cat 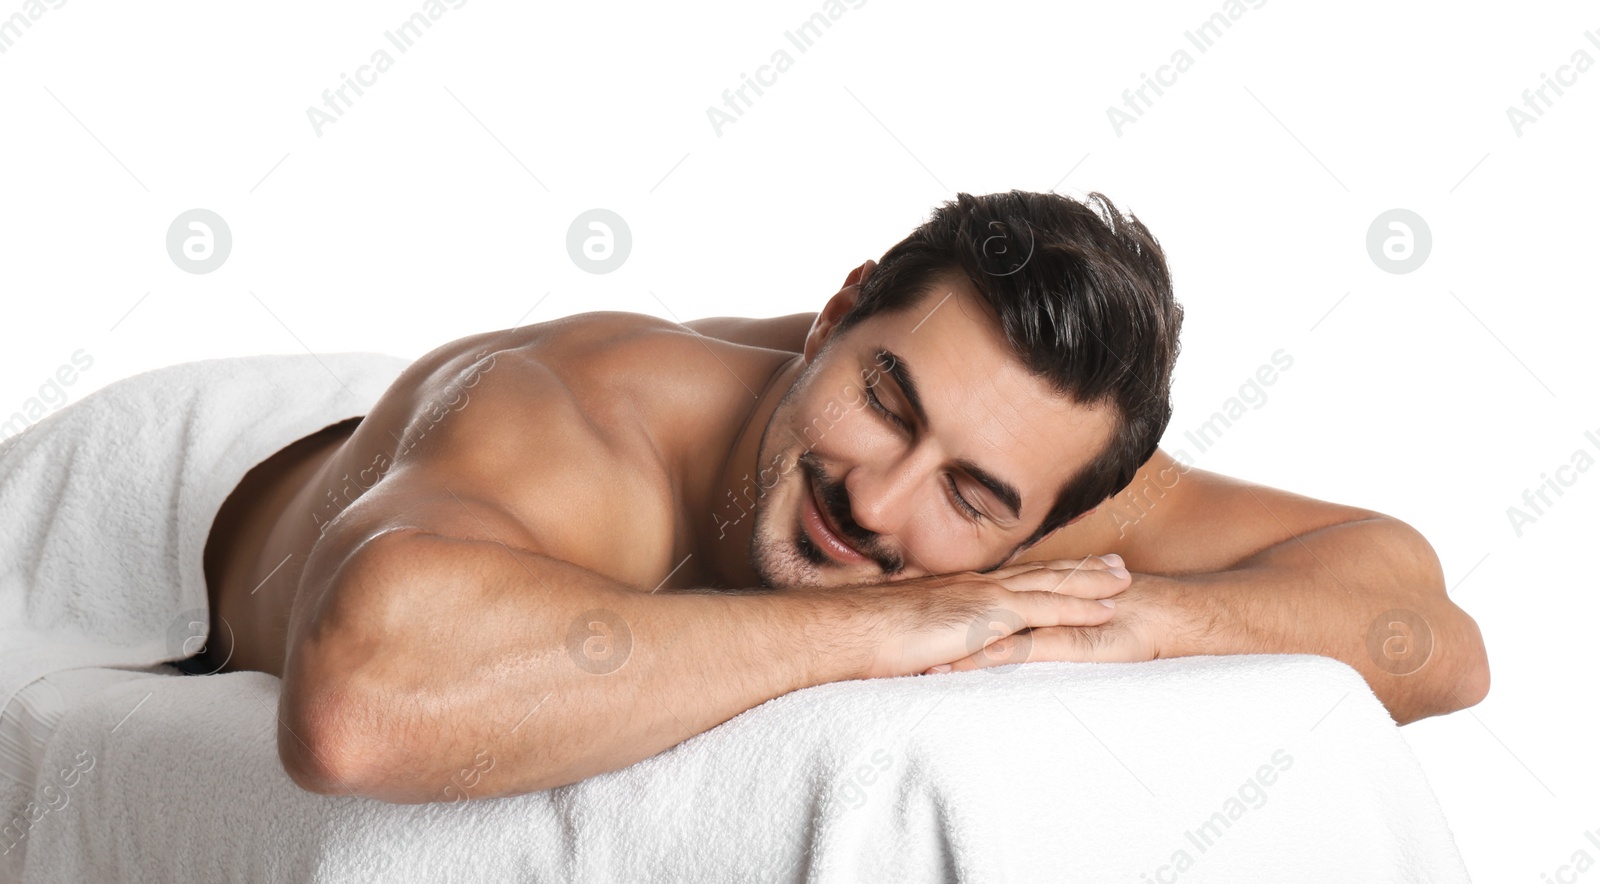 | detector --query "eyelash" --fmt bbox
[864,385,904,429]
[944,473,984,522]
[864,385,984,522]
